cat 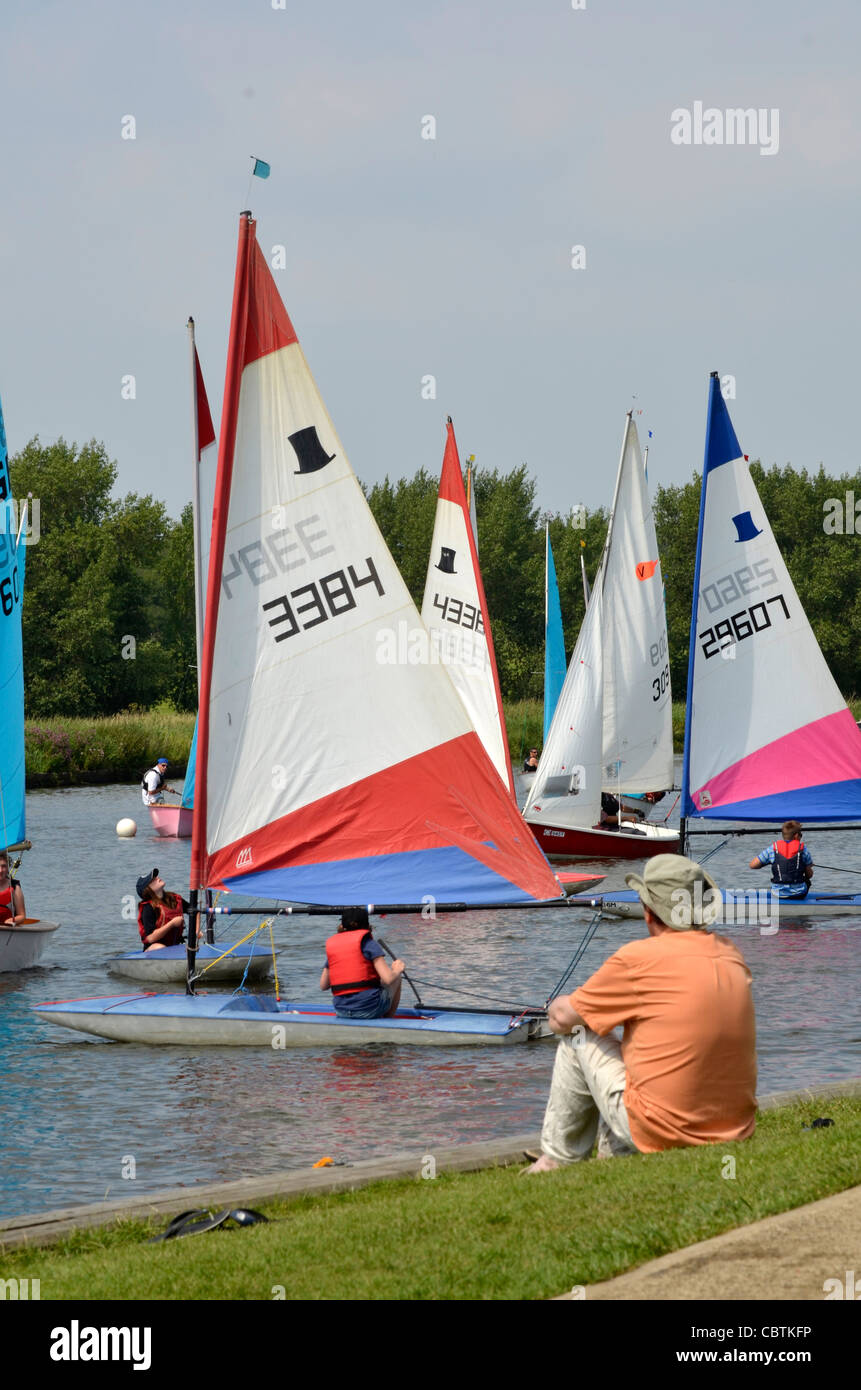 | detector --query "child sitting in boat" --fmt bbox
[0,851,26,925]
[748,821,813,899]
[321,907,406,1019]
[136,868,191,950]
